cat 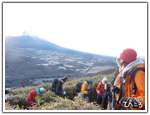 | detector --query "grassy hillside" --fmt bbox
[5,73,115,110]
